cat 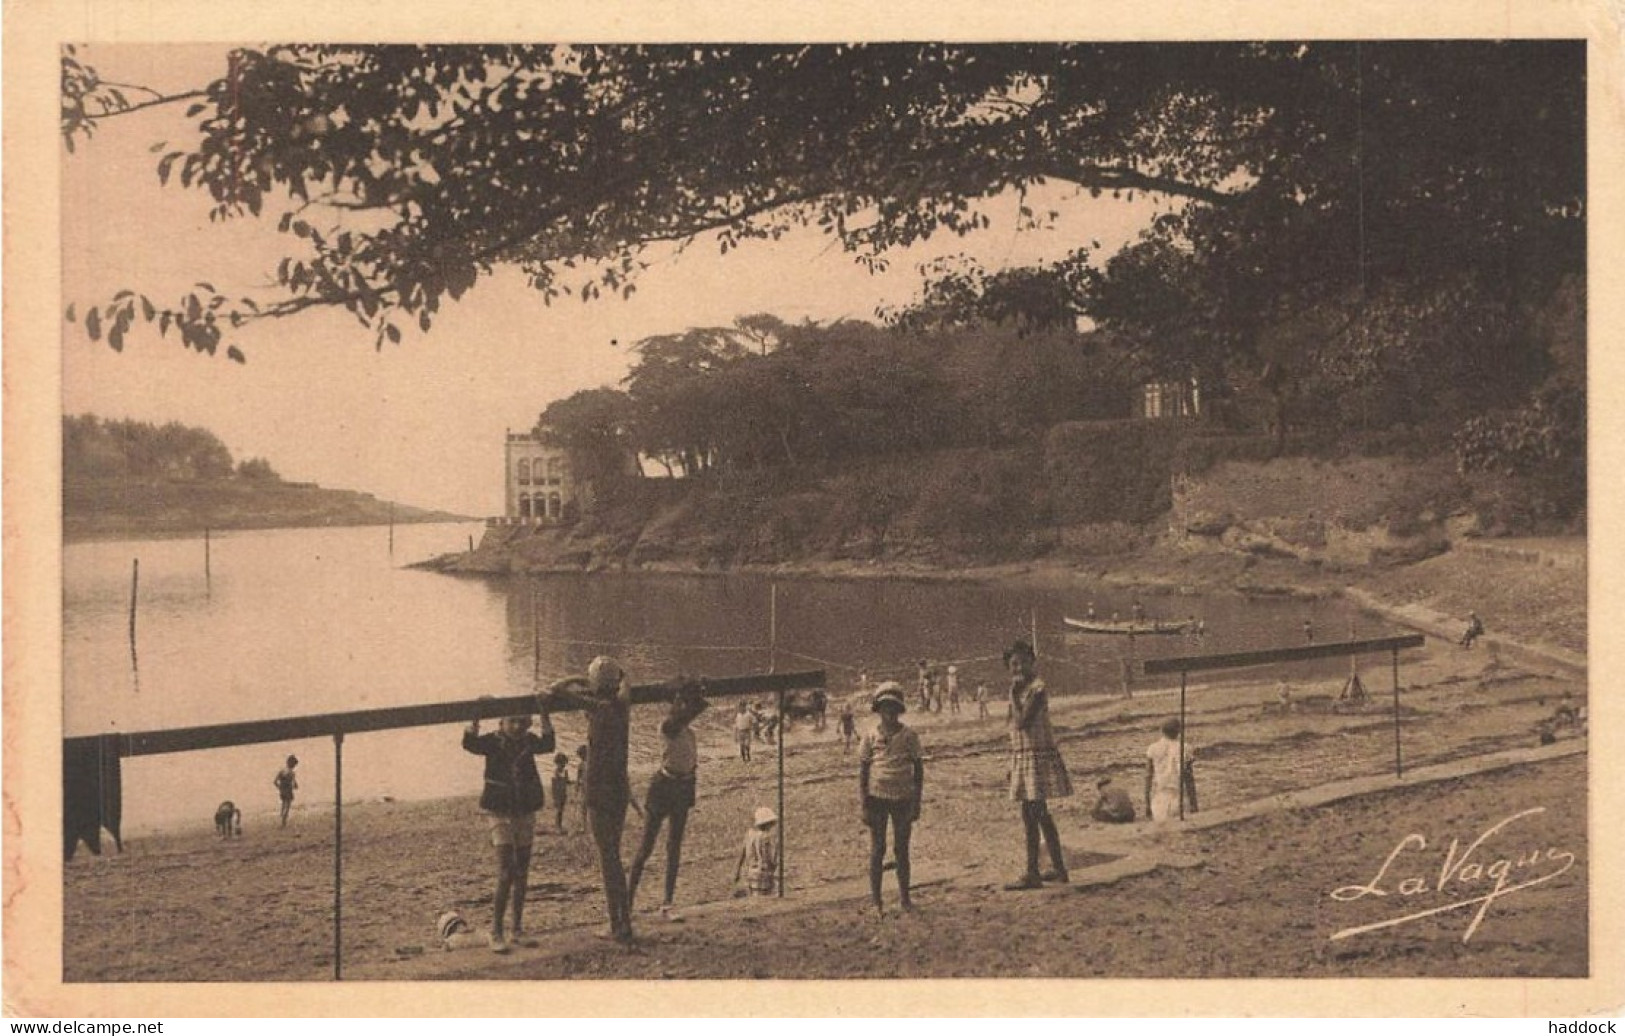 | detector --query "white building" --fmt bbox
[500,431,576,523]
